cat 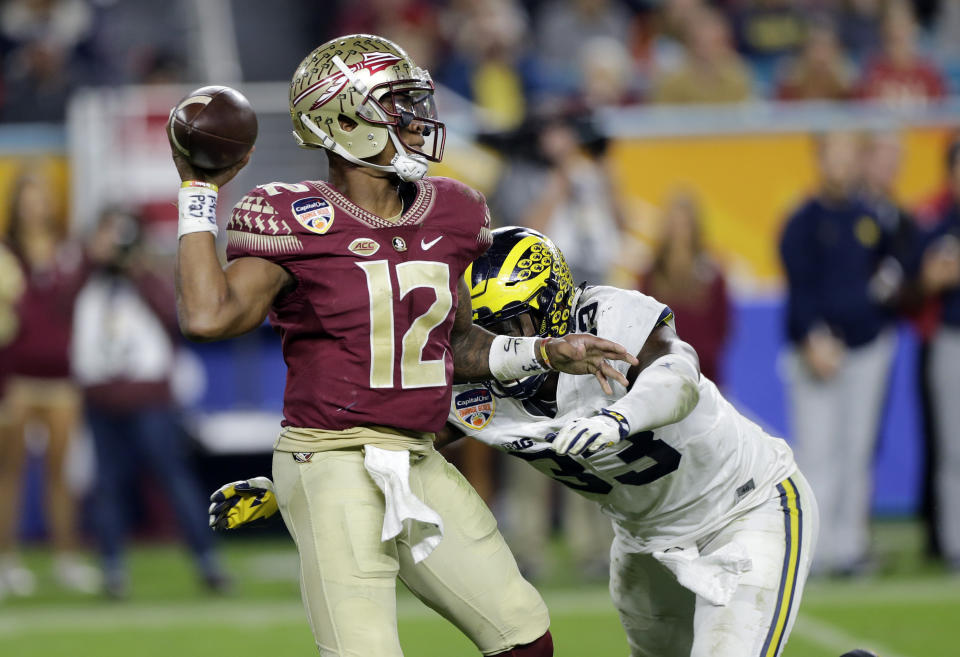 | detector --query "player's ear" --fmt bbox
[338,114,358,132]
